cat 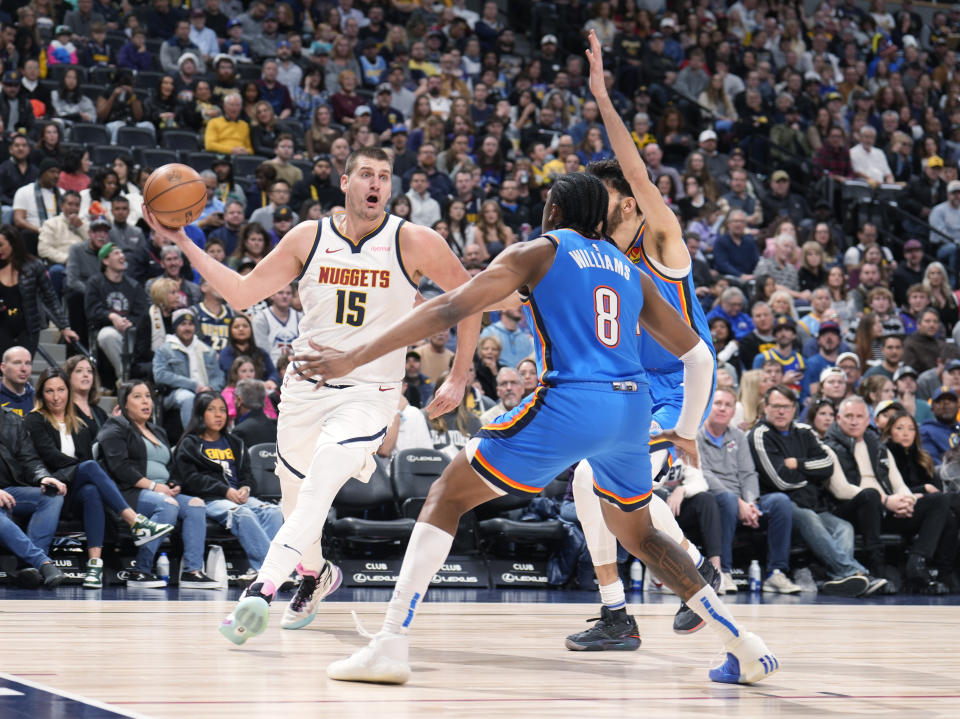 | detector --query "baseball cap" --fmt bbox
[903,34,919,48]
[771,170,790,182]
[406,349,421,360]
[376,83,392,95]
[355,105,371,116]
[391,124,408,135]
[211,154,231,168]
[1,70,20,85]
[874,399,904,416]
[236,257,257,272]
[904,238,924,250]
[650,31,664,39]
[698,129,718,143]
[97,242,117,261]
[818,320,841,336]
[214,53,236,67]
[661,17,676,28]
[541,34,558,46]
[773,315,796,332]
[274,205,293,222]
[946,359,960,372]
[171,309,195,330]
[190,8,204,17]
[926,155,944,168]
[825,91,842,101]
[227,18,242,28]
[263,12,277,21]
[177,52,199,68]
[893,365,917,382]
[38,158,61,174]
[819,366,846,383]
[89,214,111,229]
[55,24,71,35]
[836,351,861,368]
[276,39,291,49]
[932,385,959,402]
[948,180,960,194]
